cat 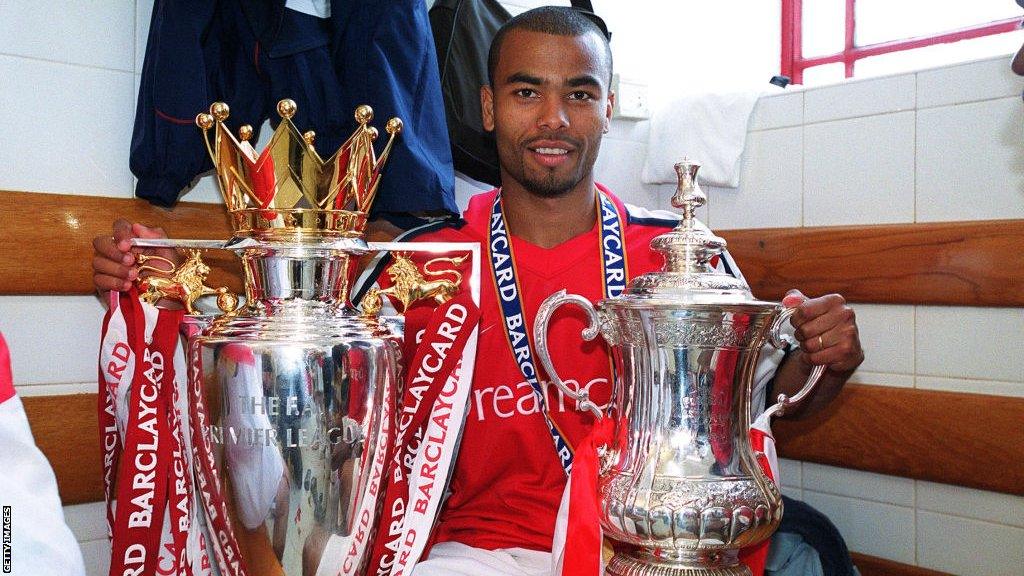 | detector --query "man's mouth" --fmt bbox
[526,140,576,168]
[533,147,569,156]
